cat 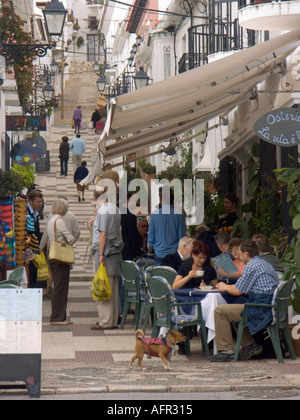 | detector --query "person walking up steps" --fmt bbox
[69,133,86,172]
[73,105,82,134]
[59,136,69,176]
